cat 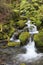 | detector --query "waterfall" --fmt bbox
[16,20,42,62]
[10,33,15,41]
[10,32,20,42]
[25,20,38,34]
